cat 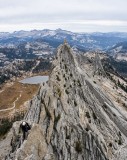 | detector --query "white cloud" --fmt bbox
[0,0,127,32]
